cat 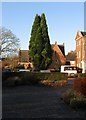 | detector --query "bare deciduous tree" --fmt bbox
[0,27,20,57]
